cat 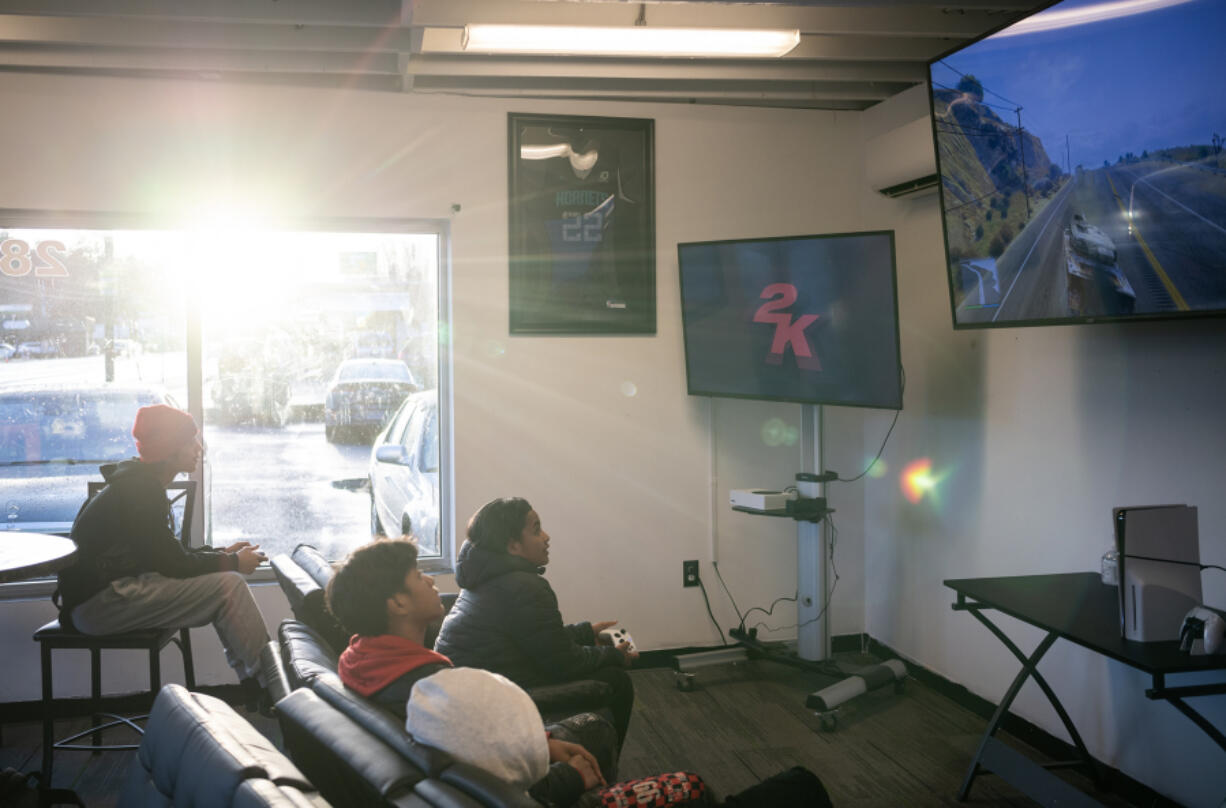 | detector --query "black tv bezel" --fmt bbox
[676,229,904,411]
[926,0,1226,331]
